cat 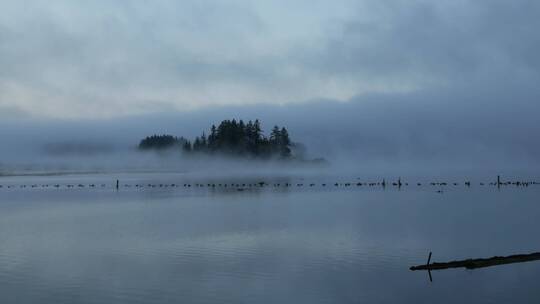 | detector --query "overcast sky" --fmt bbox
[1,0,538,119]
[1,0,539,175]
